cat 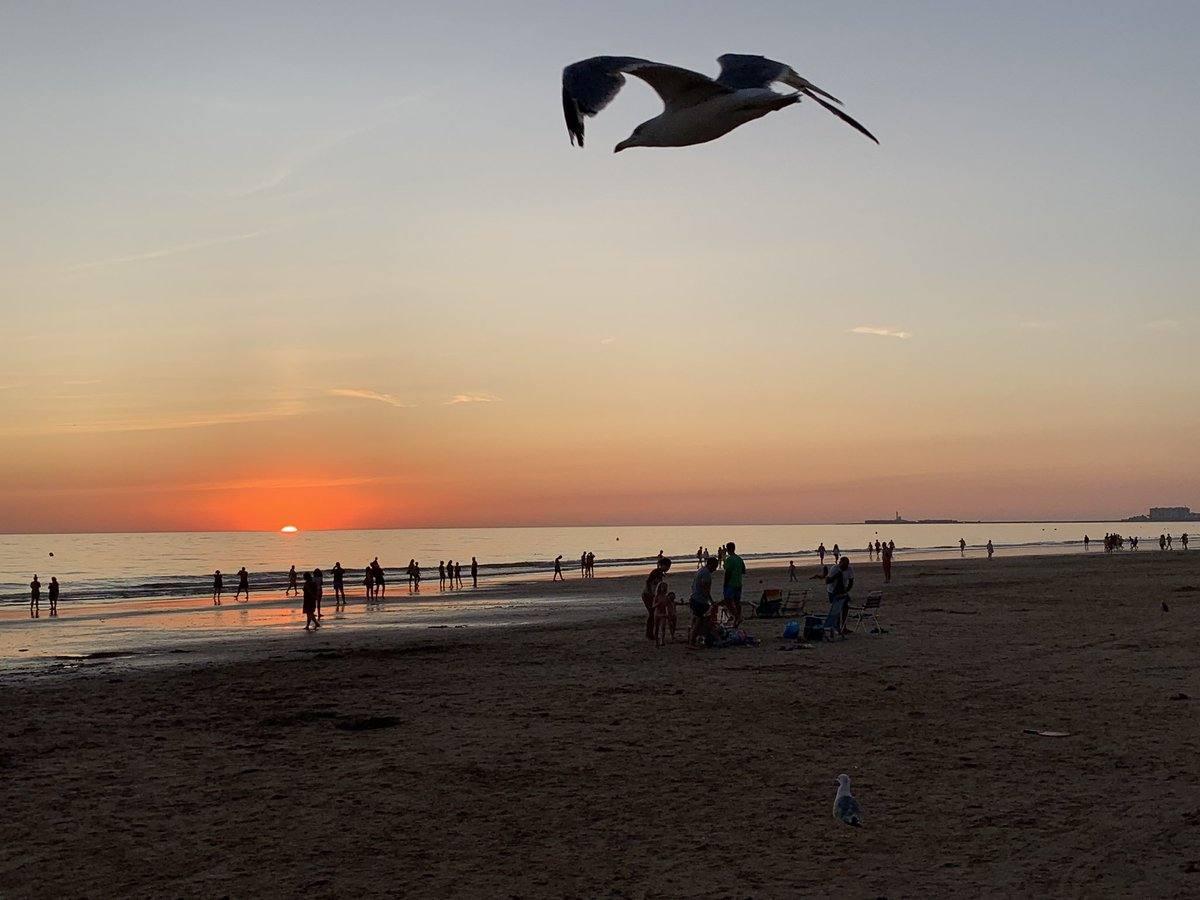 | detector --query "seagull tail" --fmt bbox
[801,89,880,145]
